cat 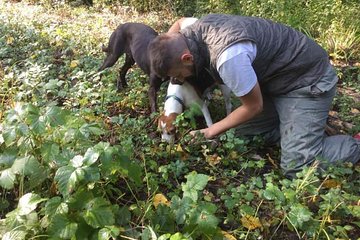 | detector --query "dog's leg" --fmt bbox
[148,74,163,113]
[117,54,135,92]
[220,84,232,115]
[201,103,213,127]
